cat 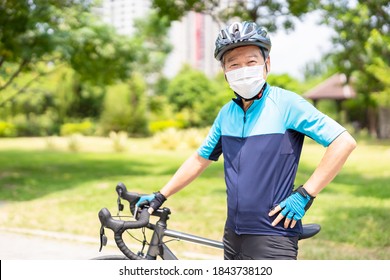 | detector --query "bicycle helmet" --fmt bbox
[214,21,271,62]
